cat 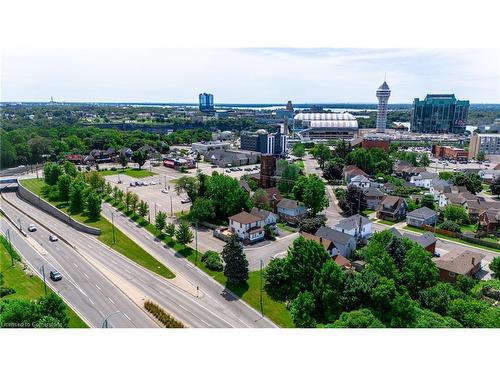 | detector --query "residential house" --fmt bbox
[390,228,437,254]
[301,232,334,254]
[479,169,500,184]
[315,226,357,257]
[376,195,408,221]
[348,175,372,189]
[381,182,395,194]
[343,165,369,183]
[250,207,277,227]
[239,180,252,195]
[429,179,451,201]
[363,187,386,210]
[228,211,265,243]
[478,207,500,233]
[410,172,439,189]
[438,191,477,208]
[434,250,485,283]
[332,254,352,270]
[64,154,85,164]
[263,187,283,212]
[394,161,426,181]
[406,207,438,228]
[334,214,372,241]
[465,200,500,220]
[276,198,308,225]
